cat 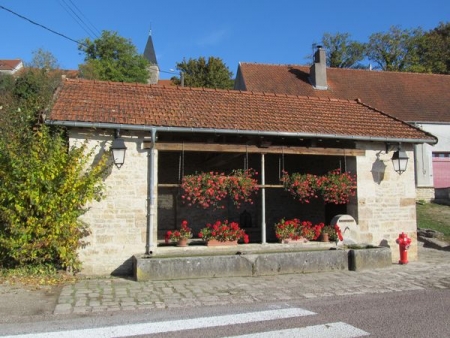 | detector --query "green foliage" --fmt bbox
[0,63,110,272]
[78,30,150,83]
[321,32,366,68]
[365,26,424,71]
[171,56,234,89]
[0,124,110,271]
[416,22,450,74]
[0,73,15,96]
